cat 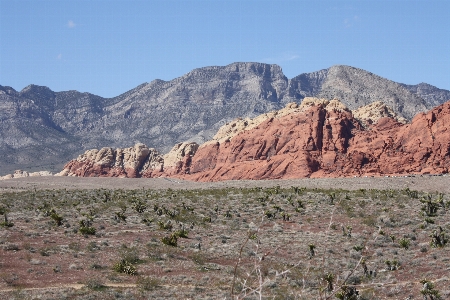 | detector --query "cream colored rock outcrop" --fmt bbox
[353,101,407,124]
[163,142,199,168]
[202,97,350,147]
[56,143,164,176]
[0,170,53,180]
